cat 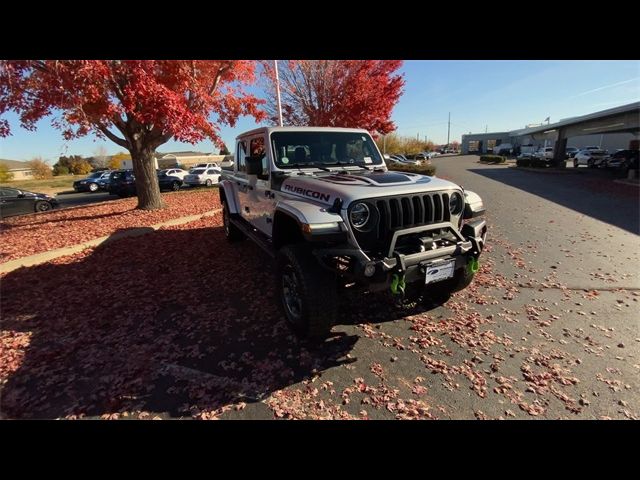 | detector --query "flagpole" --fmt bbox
[274,60,283,127]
